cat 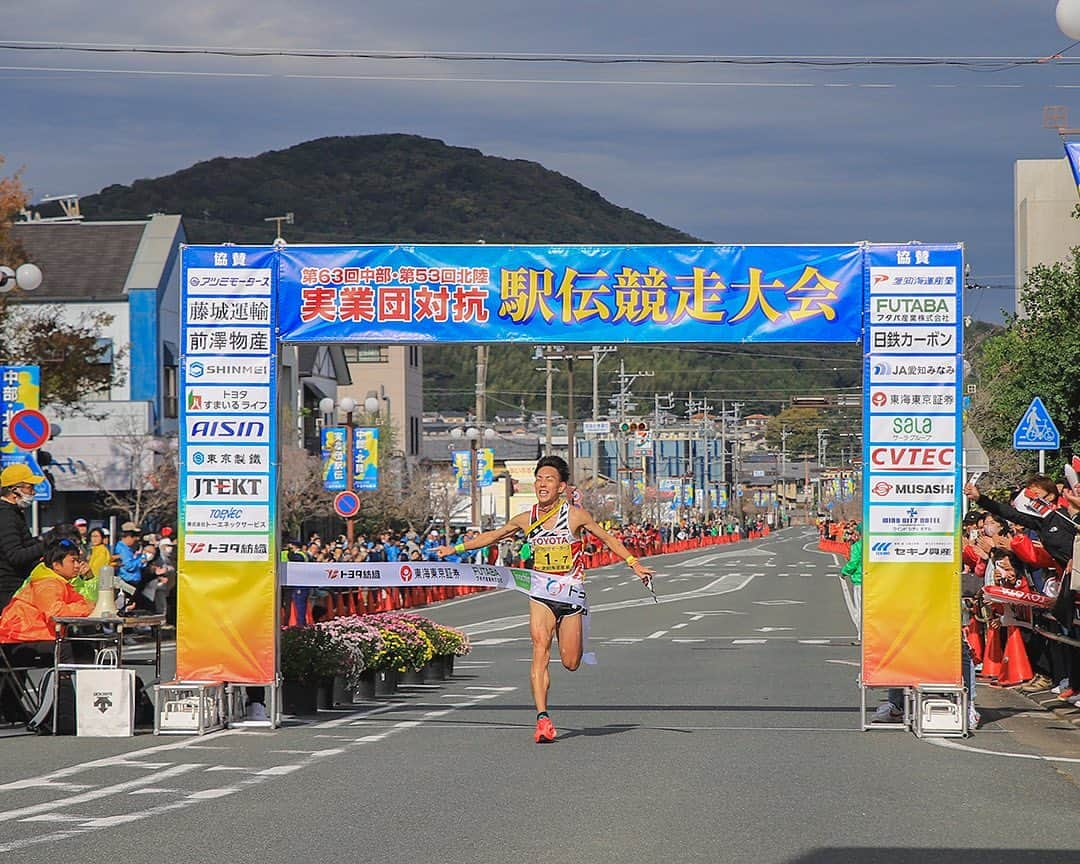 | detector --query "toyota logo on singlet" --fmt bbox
[400,565,413,582]
[546,578,563,596]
